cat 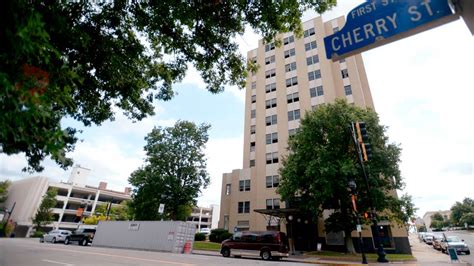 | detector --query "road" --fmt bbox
[444,230,473,265]
[0,238,308,266]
